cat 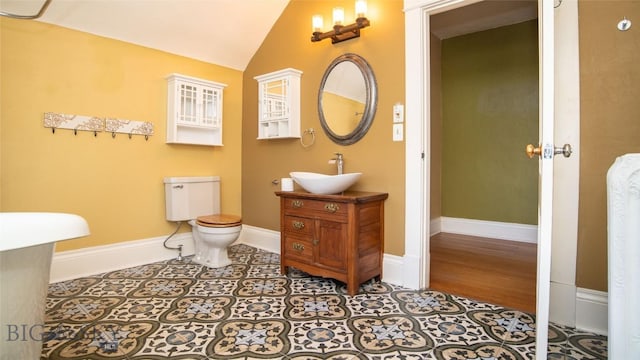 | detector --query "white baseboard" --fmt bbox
[236,224,281,254]
[430,218,441,236]
[576,287,608,335]
[381,253,405,287]
[437,216,538,243]
[50,232,195,283]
